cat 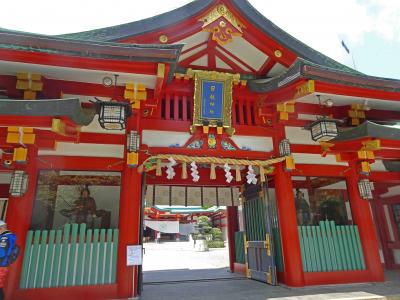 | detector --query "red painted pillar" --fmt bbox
[226,206,238,272]
[5,146,38,299]
[117,116,143,298]
[346,163,384,282]
[372,189,394,269]
[274,163,305,286]
[117,163,142,298]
